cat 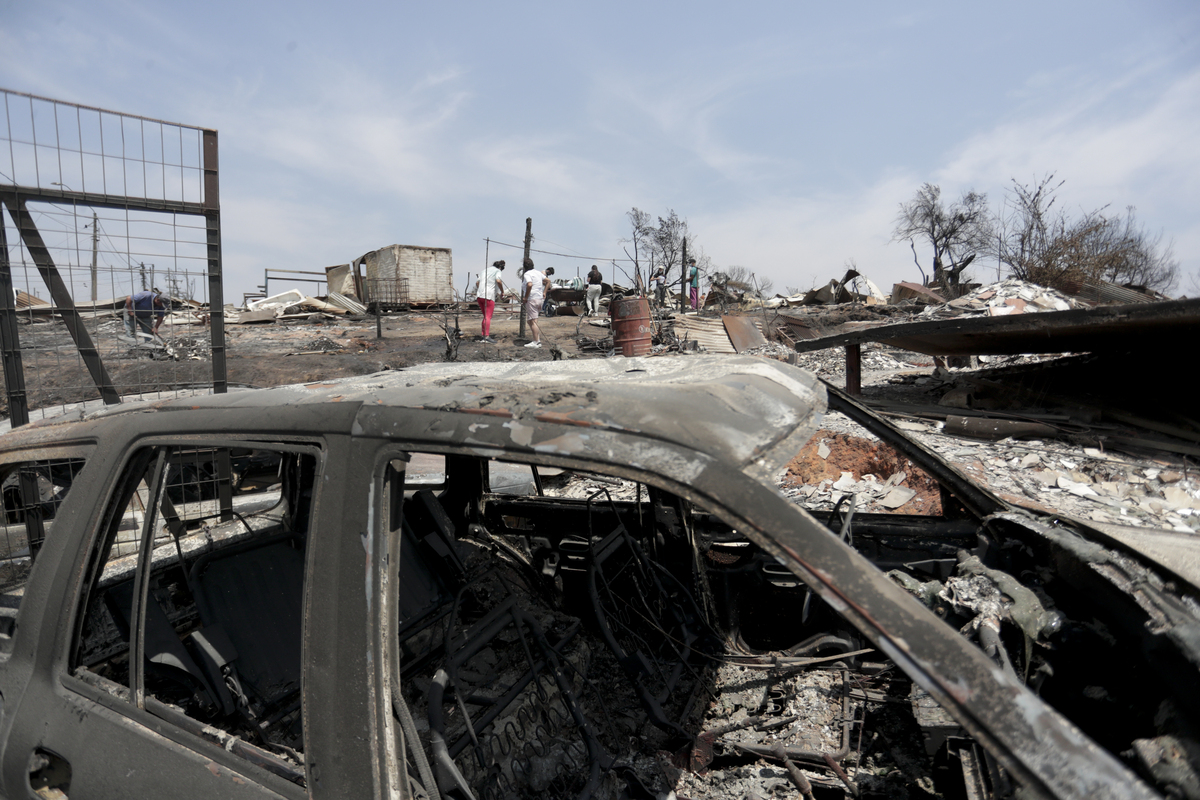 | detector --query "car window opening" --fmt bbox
[385,452,1010,799]
[372,428,1194,800]
[0,455,89,628]
[72,445,315,788]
